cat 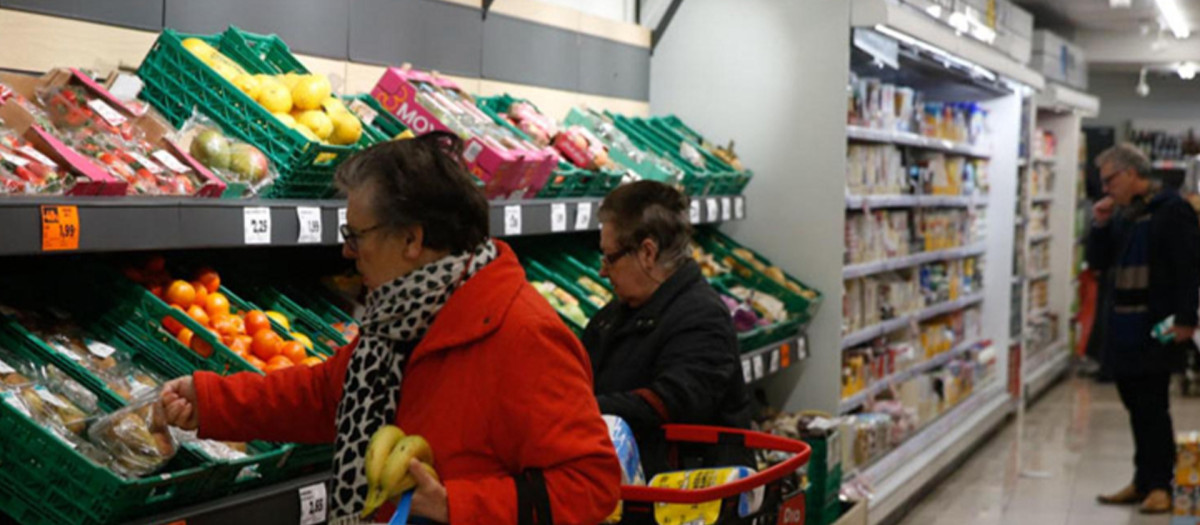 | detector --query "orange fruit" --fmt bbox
[210,314,241,337]
[300,356,323,367]
[204,292,231,318]
[195,268,221,293]
[243,310,271,335]
[162,305,187,335]
[251,329,282,361]
[279,341,307,364]
[245,355,267,370]
[166,281,196,309]
[265,355,294,373]
[191,335,214,358]
[177,327,194,349]
[187,305,210,328]
[228,335,252,355]
[191,281,208,303]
